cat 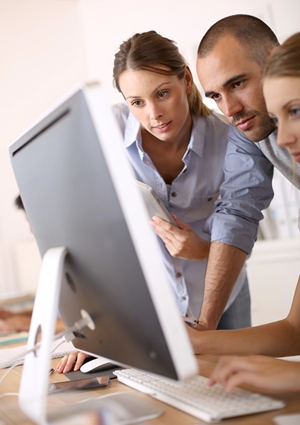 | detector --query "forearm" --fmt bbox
[197,242,247,329]
[190,317,300,357]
